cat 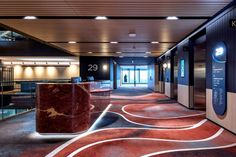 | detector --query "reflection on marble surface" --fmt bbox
[90,89,111,112]
[79,82,111,112]
[36,84,90,134]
